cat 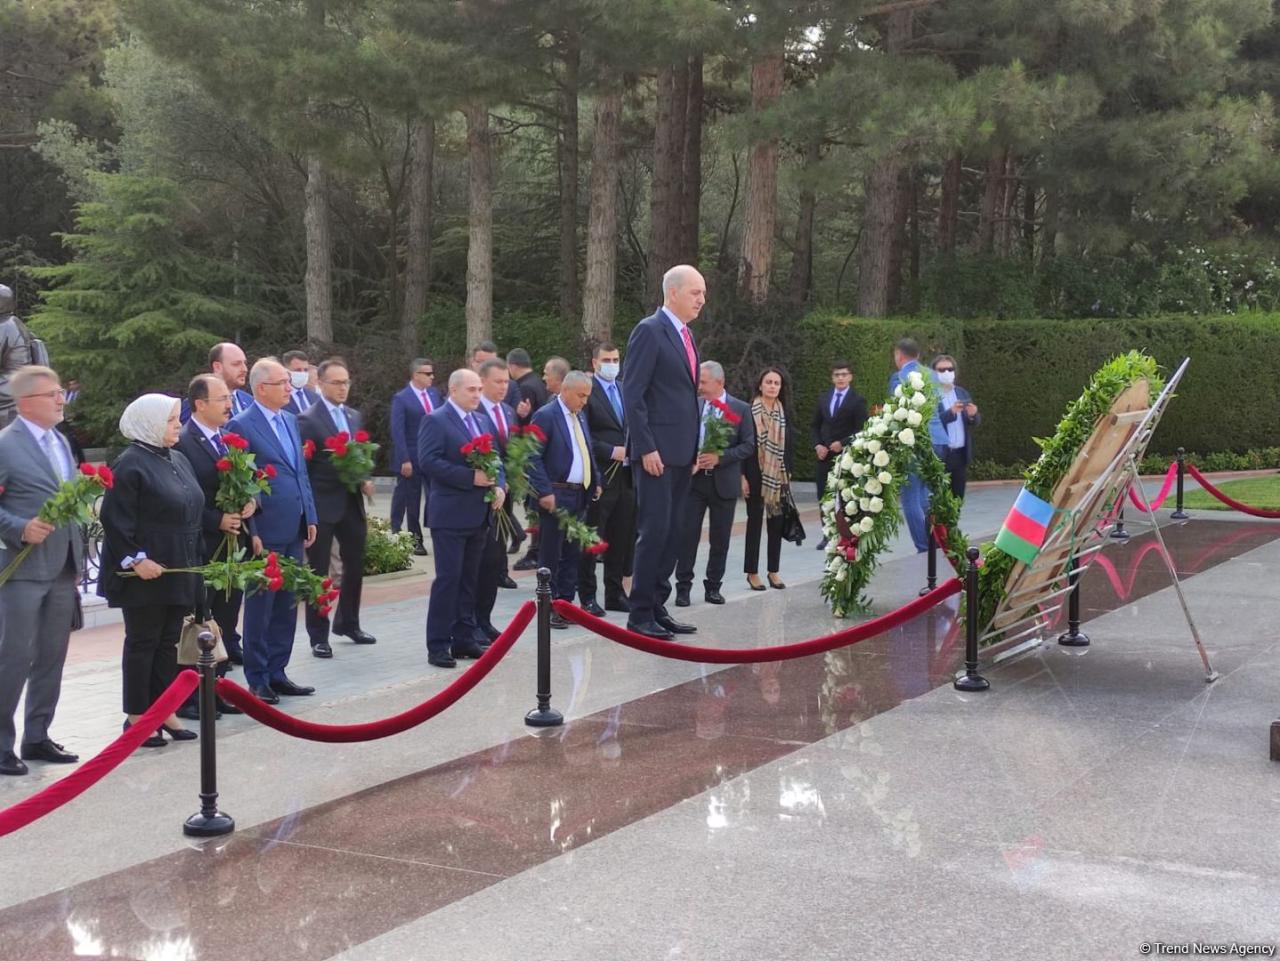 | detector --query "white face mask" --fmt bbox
[597,362,620,382]
[289,370,309,390]
[936,370,956,386]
